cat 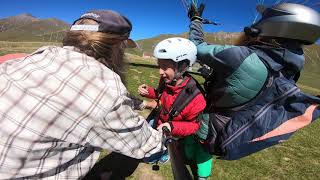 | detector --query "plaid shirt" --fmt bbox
[0,46,164,179]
